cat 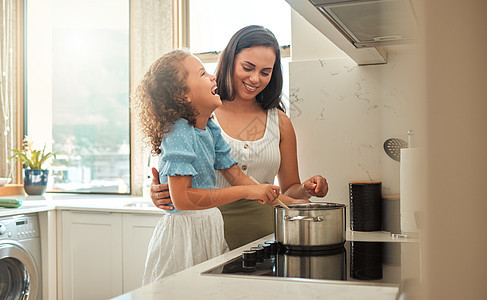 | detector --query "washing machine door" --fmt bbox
[0,242,38,300]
